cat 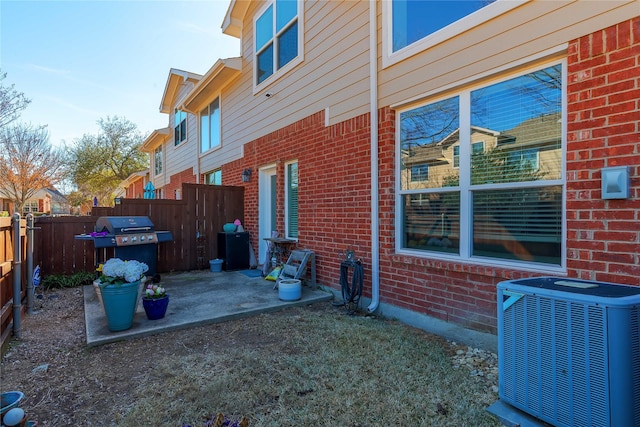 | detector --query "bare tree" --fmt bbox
[0,70,30,129]
[0,123,66,213]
